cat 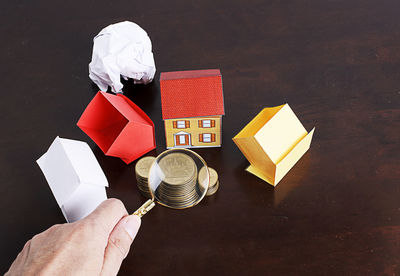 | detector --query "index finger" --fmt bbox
[84,198,129,236]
